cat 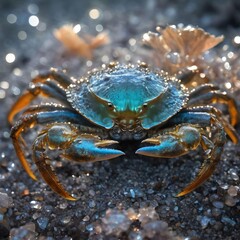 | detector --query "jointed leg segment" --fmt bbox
[32,124,124,200]
[8,68,73,124]
[188,88,239,126]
